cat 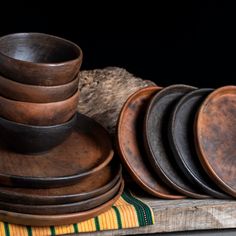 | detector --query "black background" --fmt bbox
[0,1,235,88]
